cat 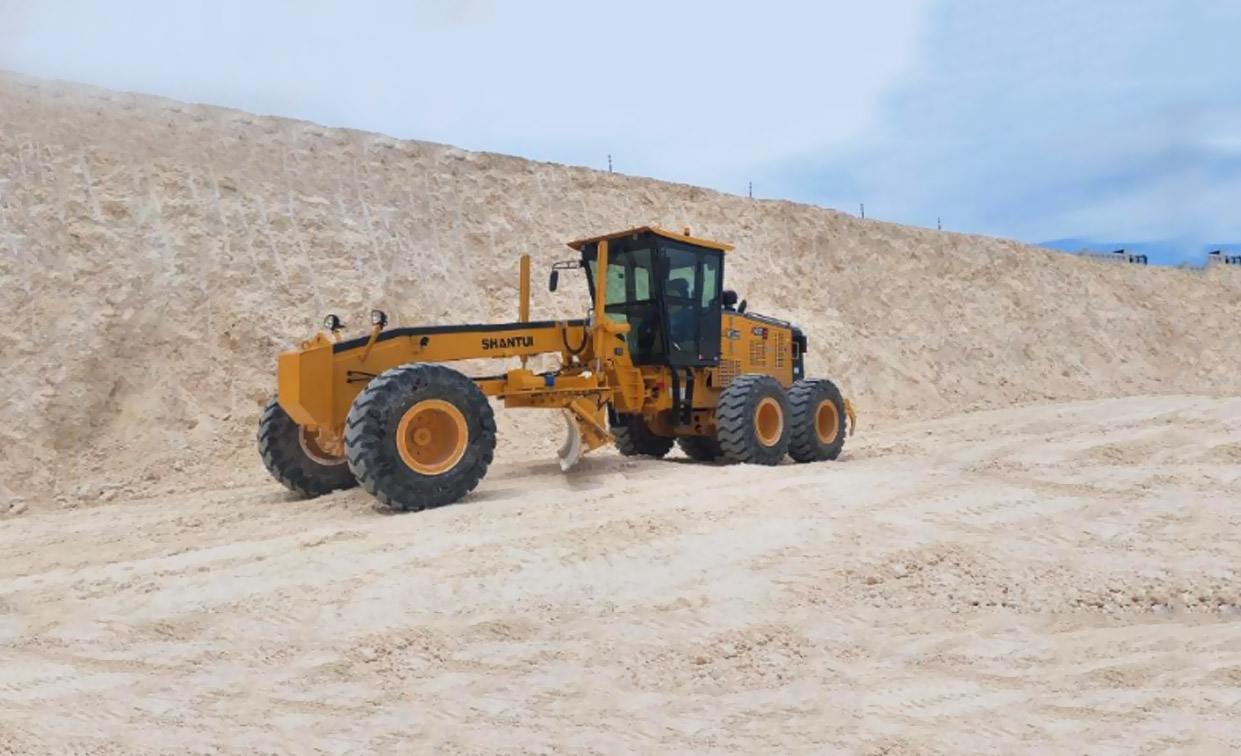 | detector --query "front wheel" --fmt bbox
[345,364,496,511]
[257,395,357,498]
